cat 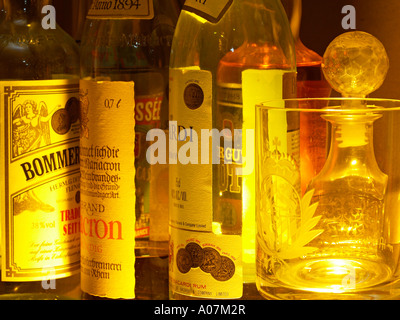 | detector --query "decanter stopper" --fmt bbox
[320,31,389,147]
[321,31,389,98]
